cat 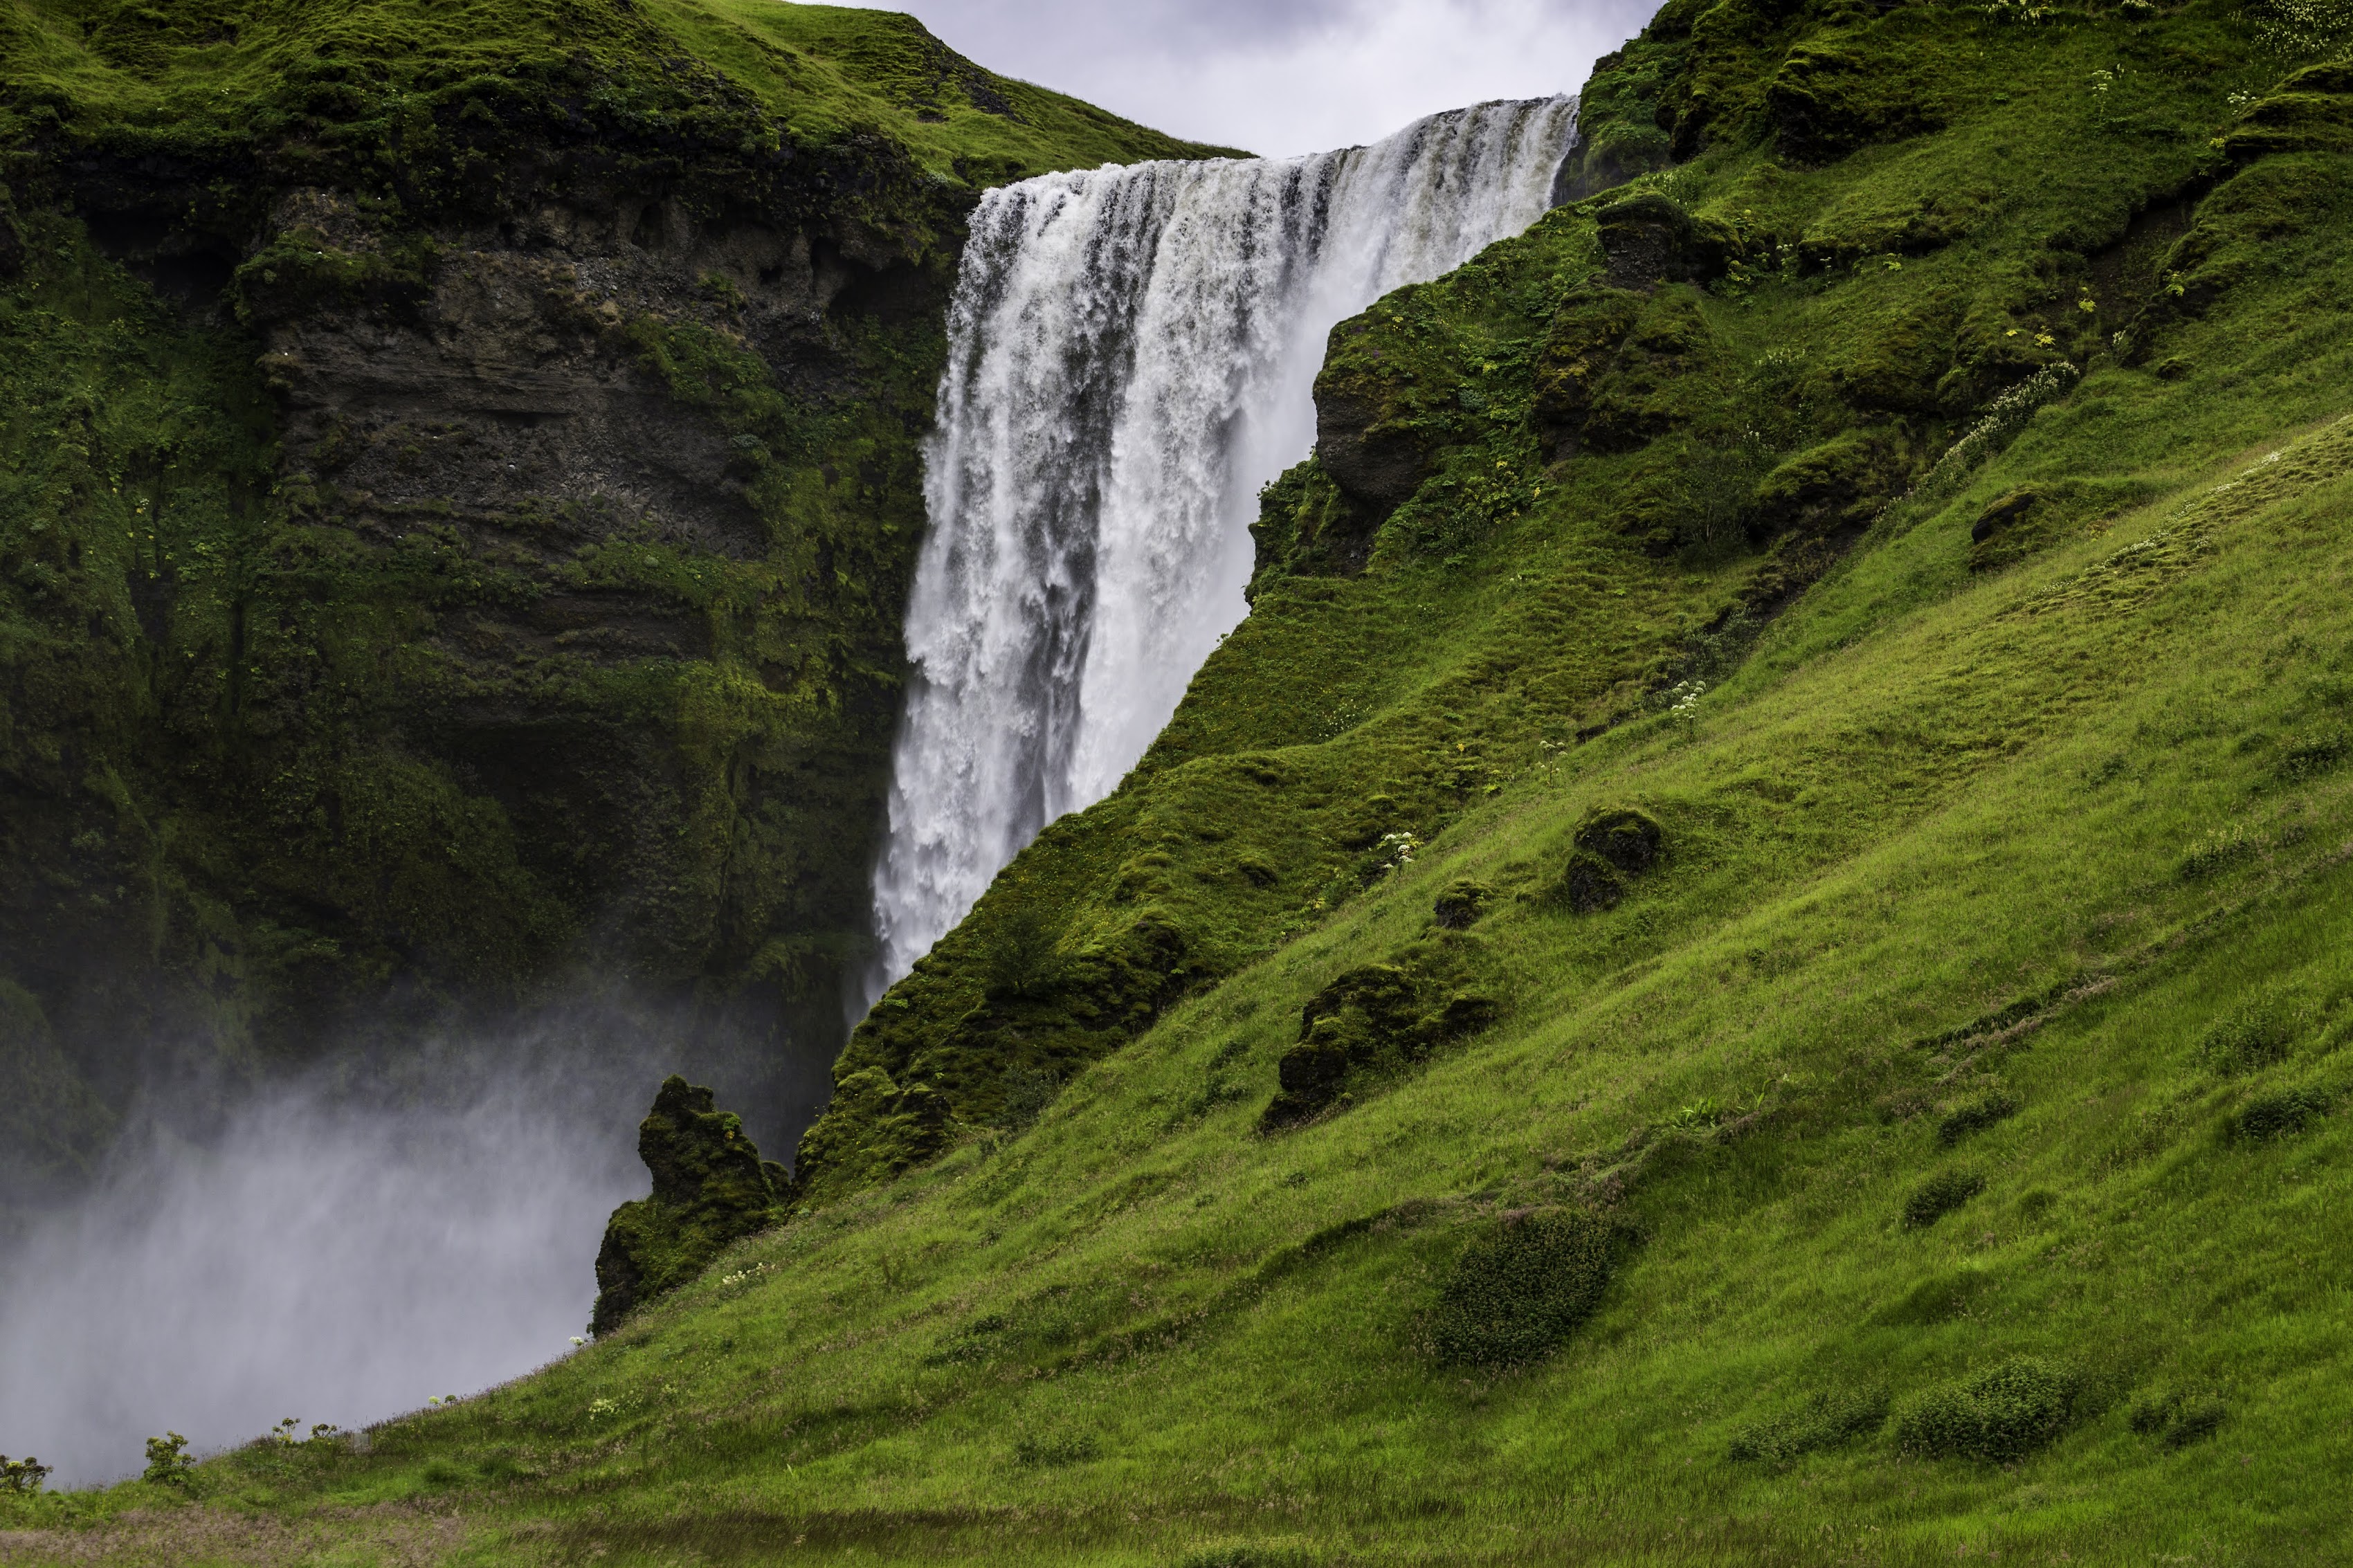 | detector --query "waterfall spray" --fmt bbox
[865,95,1578,1003]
